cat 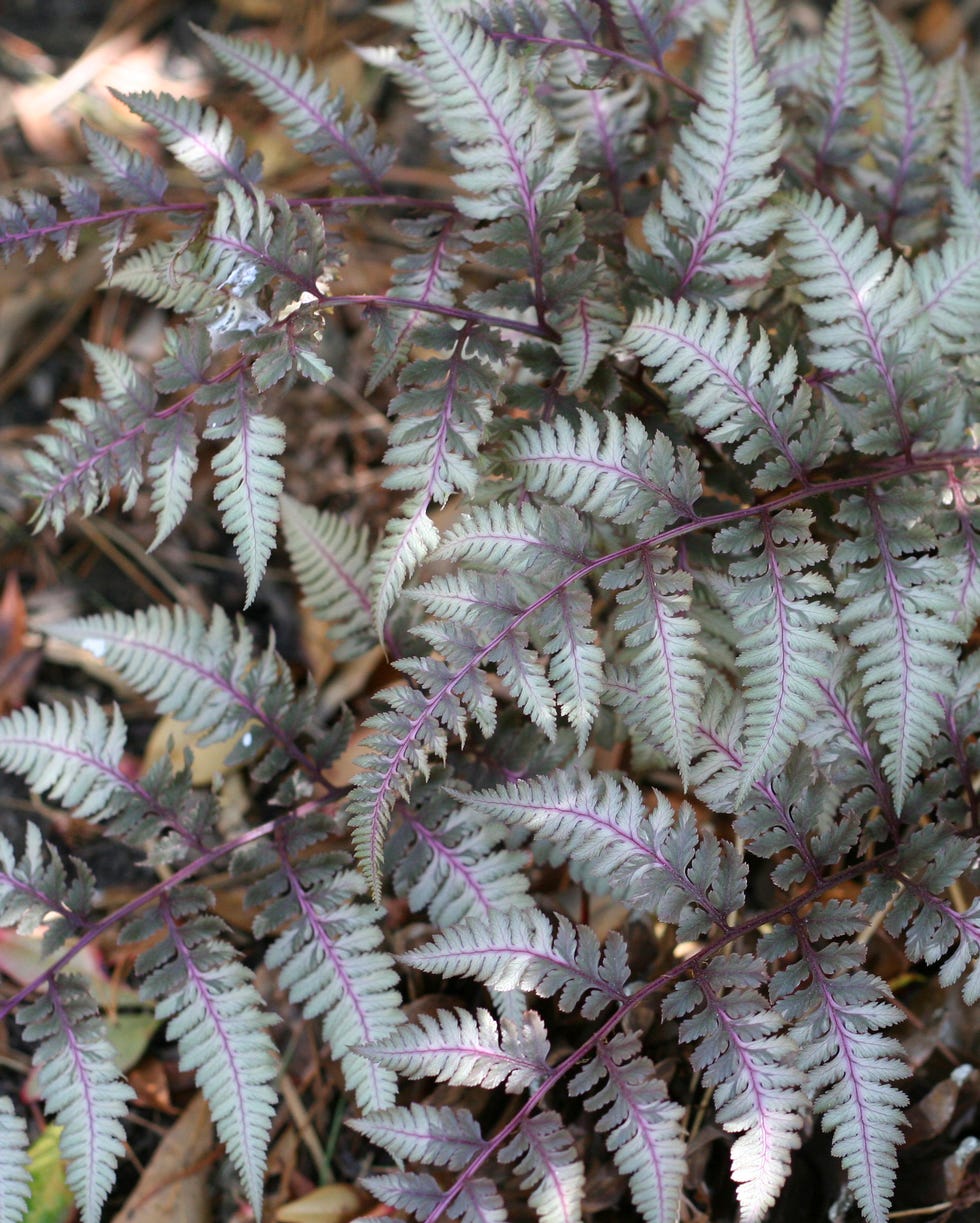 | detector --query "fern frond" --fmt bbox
[949,63,980,190]
[767,916,909,1223]
[241,822,403,1112]
[601,548,703,781]
[0,1100,30,1223]
[24,342,159,532]
[280,494,374,661]
[203,372,285,606]
[458,768,740,934]
[50,606,300,764]
[499,1111,584,1223]
[194,27,393,190]
[82,123,169,205]
[371,495,442,639]
[732,751,861,889]
[361,1169,504,1223]
[411,1,576,225]
[810,0,877,173]
[116,91,261,190]
[401,910,631,1019]
[865,10,946,243]
[350,1103,487,1170]
[383,327,496,503]
[453,768,655,904]
[863,826,980,1004]
[124,889,277,1217]
[137,406,193,550]
[782,191,930,453]
[0,699,199,851]
[0,188,59,263]
[532,584,603,752]
[368,214,468,388]
[912,235,980,357]
[835,488,964,810]
[713,510,836,797]
[0,822,93,945]
[642,2,783,301]
[569,1032,687,1223]
[505,411,702,532]
[624,297,835,489]
[389,791,532,926]
[664,955,806,1223]
[547,49,649,208]
[19,976,134,1223]
[362,1006,550,1093]
[609,0,726,54]
[346,678,467,896]
[551,258,625,390]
